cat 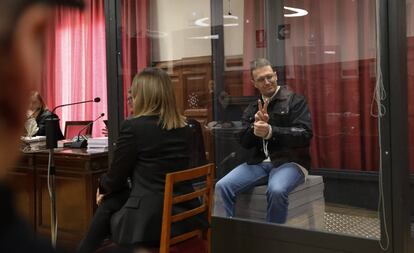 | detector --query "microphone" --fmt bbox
[52,97,101,113]
[46,97,101,149]
[70,113,105,149]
